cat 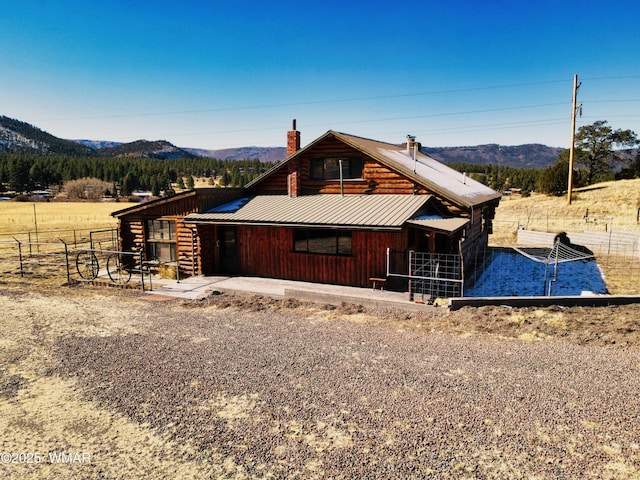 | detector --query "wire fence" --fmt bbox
[0,227,118,250]
[1,227,637,298]
[387,237,639,299]
[491,209,640,246]
[387,249,463,302]
[0,228,153,290]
